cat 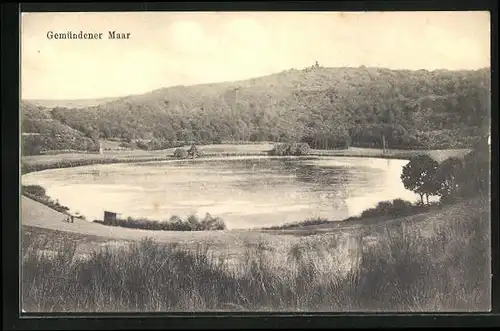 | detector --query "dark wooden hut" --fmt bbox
[104,211,118,225]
